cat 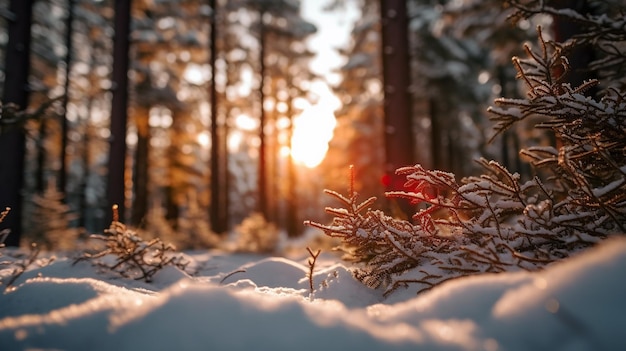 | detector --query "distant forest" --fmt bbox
[0,0,615,248]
